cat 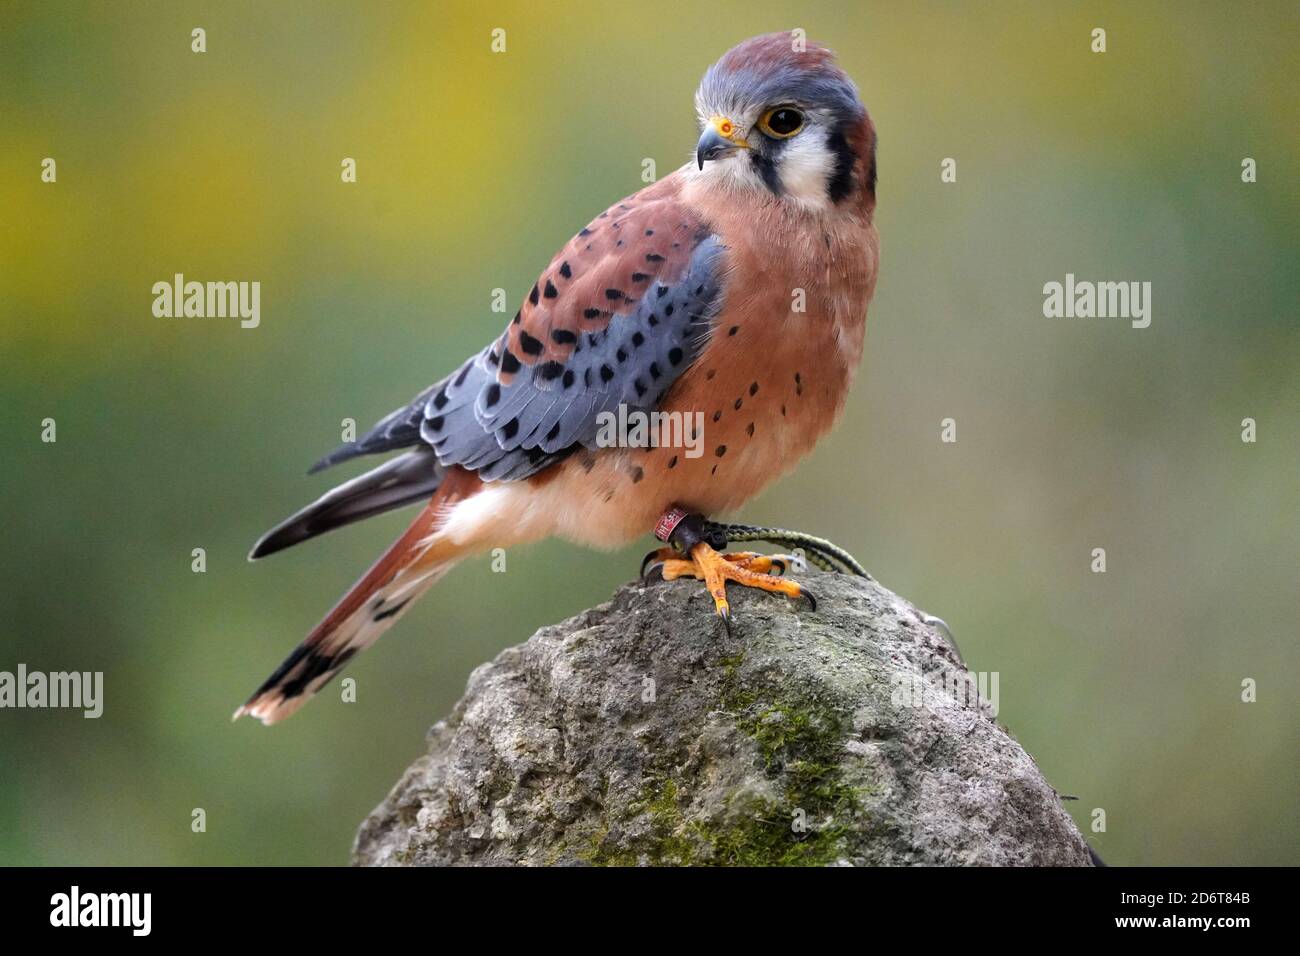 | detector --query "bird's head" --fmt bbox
[692,33,876,215]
